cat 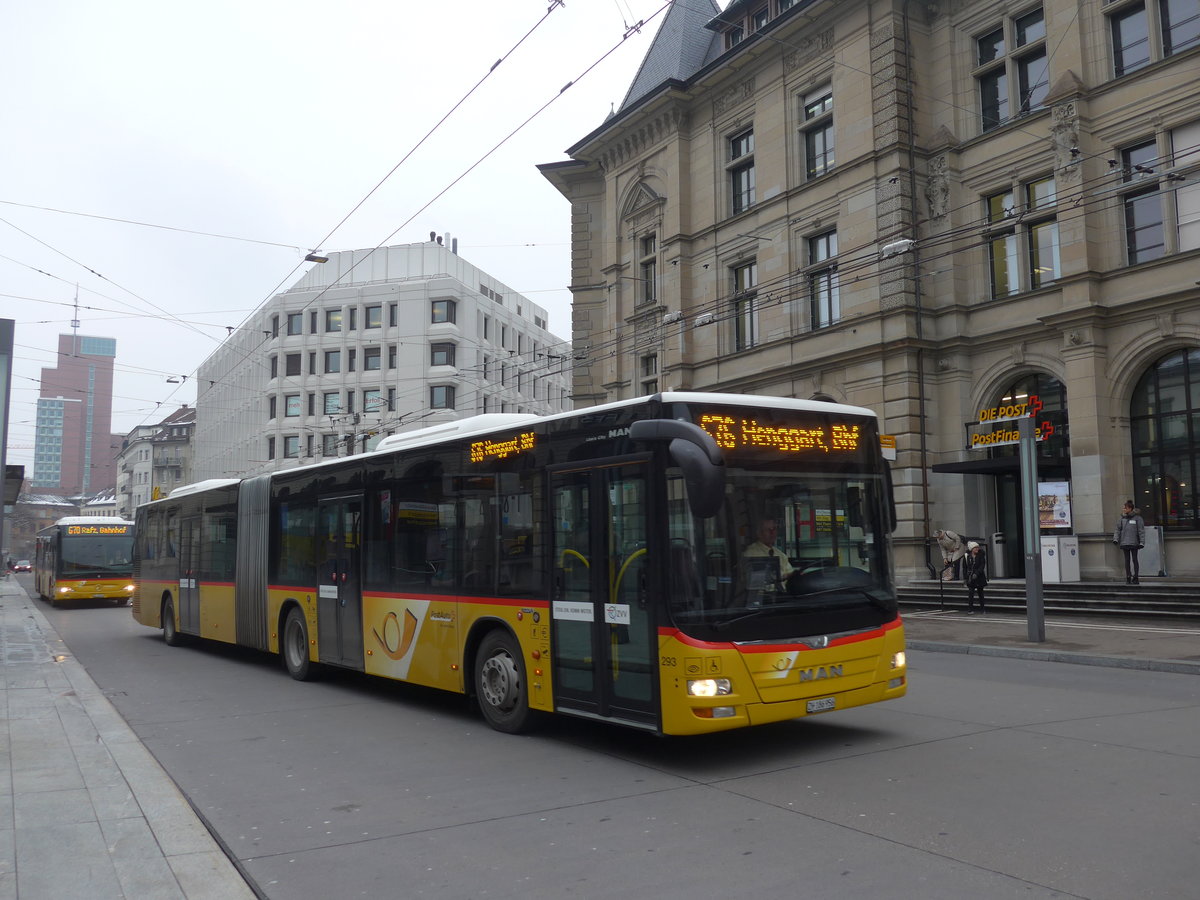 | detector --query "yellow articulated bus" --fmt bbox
[35,516,136,607]
[133,393,906,735]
